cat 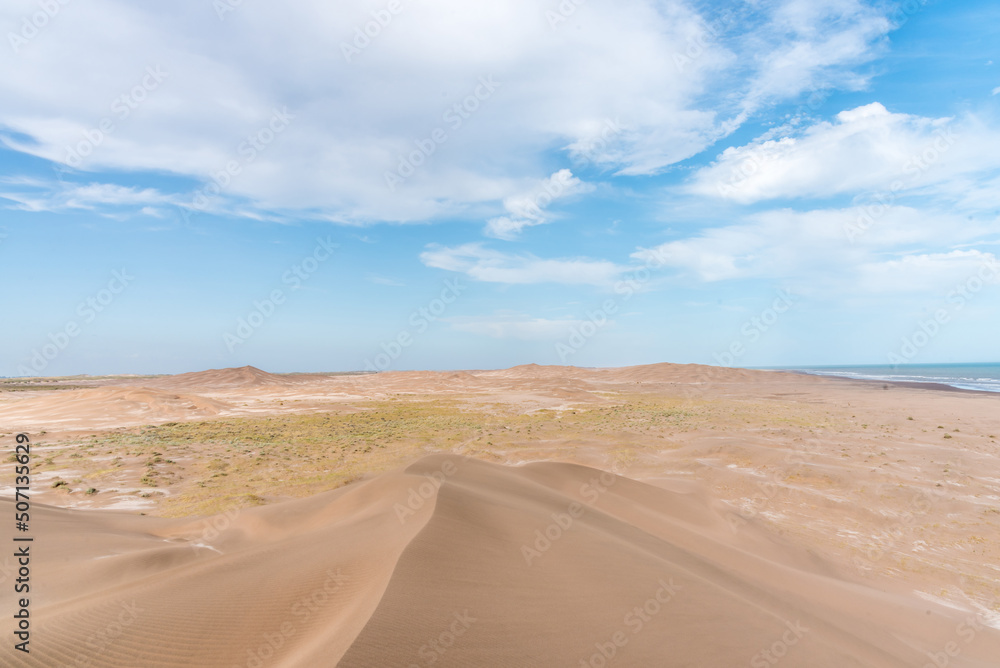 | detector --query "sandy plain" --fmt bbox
[0,363,998,666]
